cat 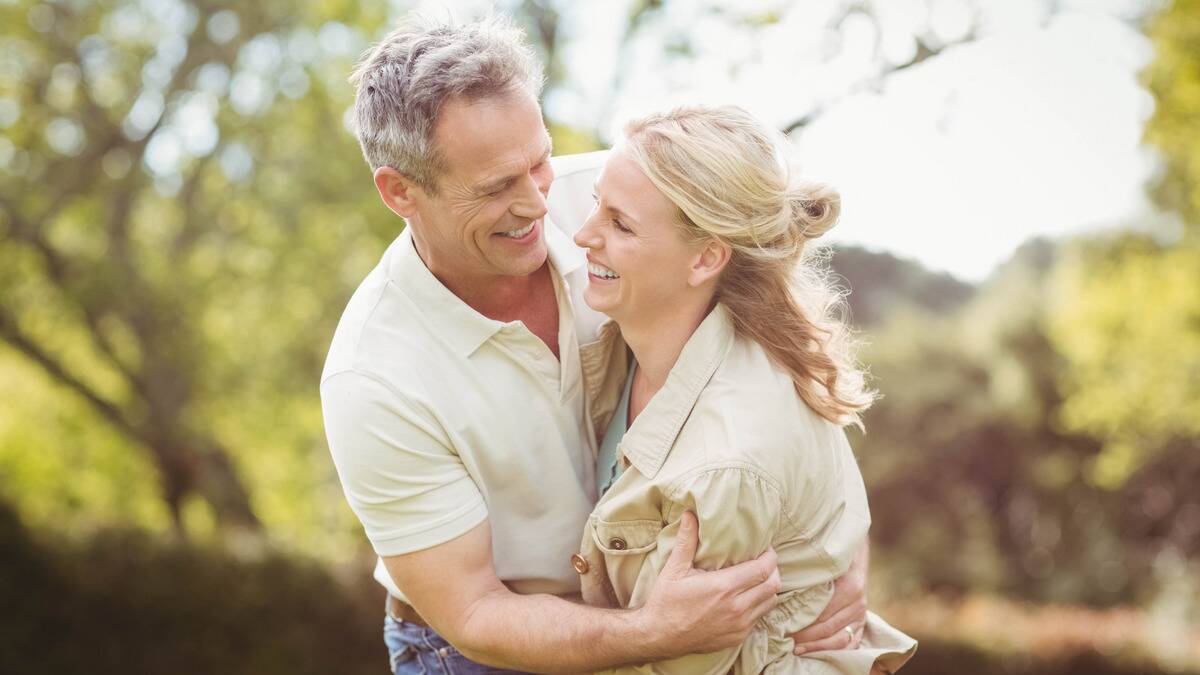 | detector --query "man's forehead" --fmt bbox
[433,94,550,180]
